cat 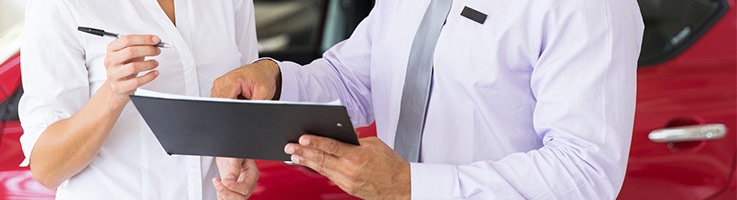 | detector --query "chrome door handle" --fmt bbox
[648,124,727,143]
